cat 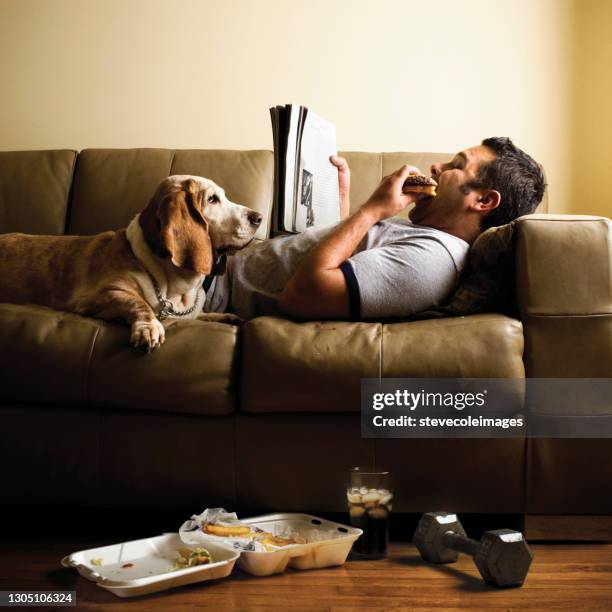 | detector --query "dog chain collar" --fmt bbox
[146,270,200,320]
